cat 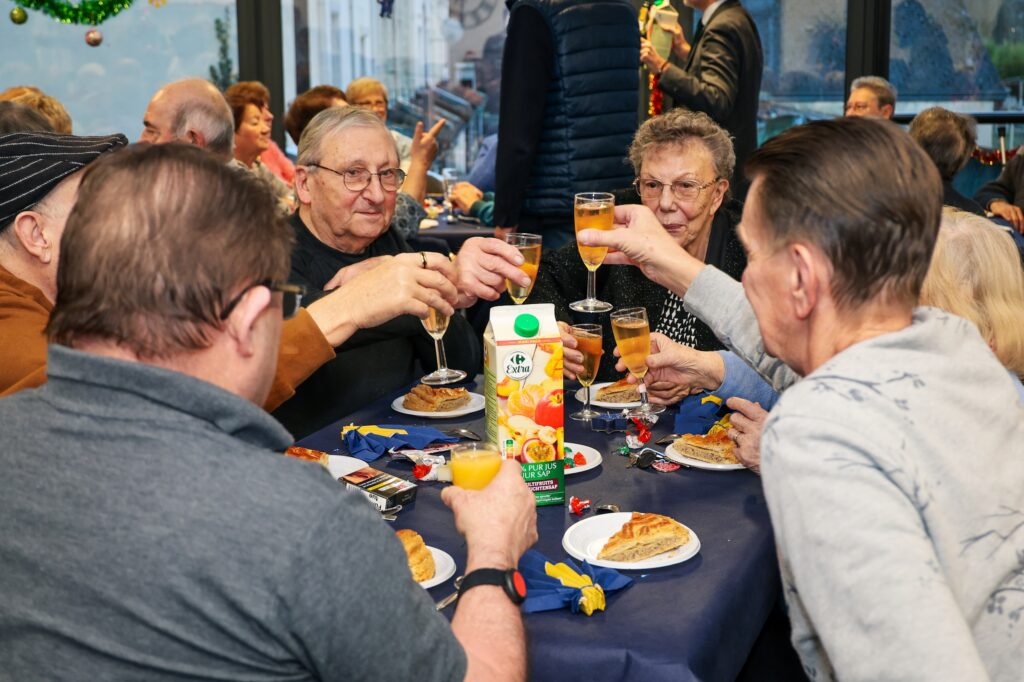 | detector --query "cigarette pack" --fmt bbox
[340,466,418,511]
